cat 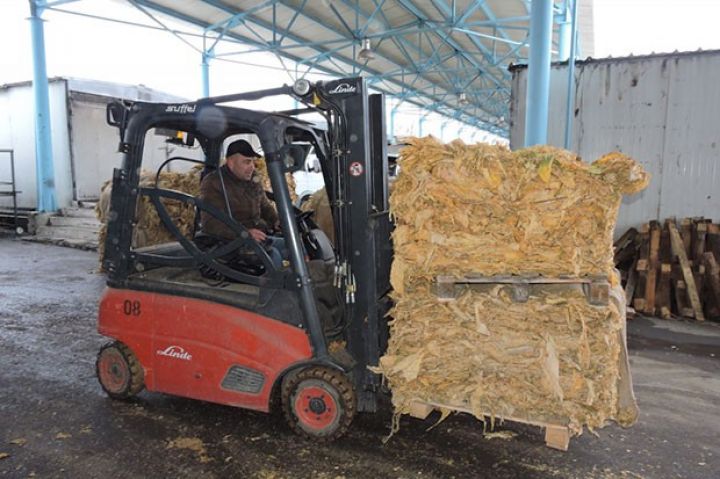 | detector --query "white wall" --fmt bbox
[510,51,720,233]
[0,80,73,209]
